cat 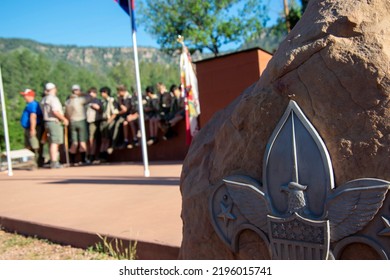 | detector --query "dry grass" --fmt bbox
[0,229,114,260]
[95,233,137,260]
